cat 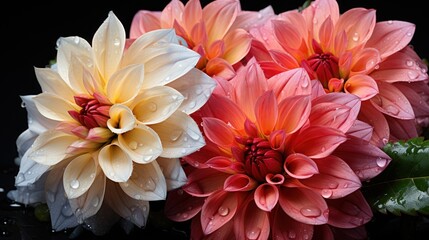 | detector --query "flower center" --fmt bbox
[68,93,112,129]
[238,137,283,182]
